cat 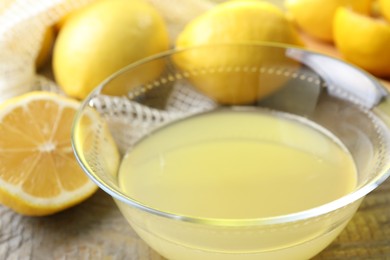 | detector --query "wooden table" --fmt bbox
[1,36,390,259]
[1,179,389,259]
